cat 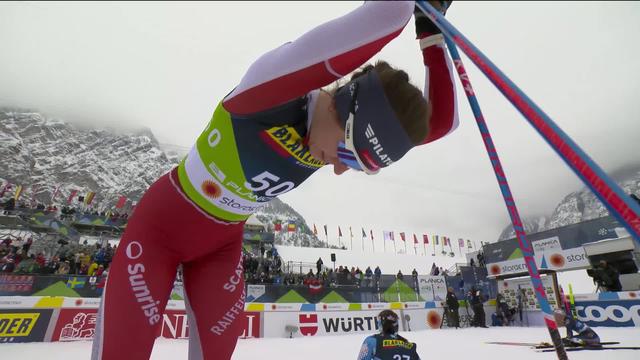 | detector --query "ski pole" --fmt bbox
[415,2,567,357]
[443,33,567,358]
[415,1,640,243]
